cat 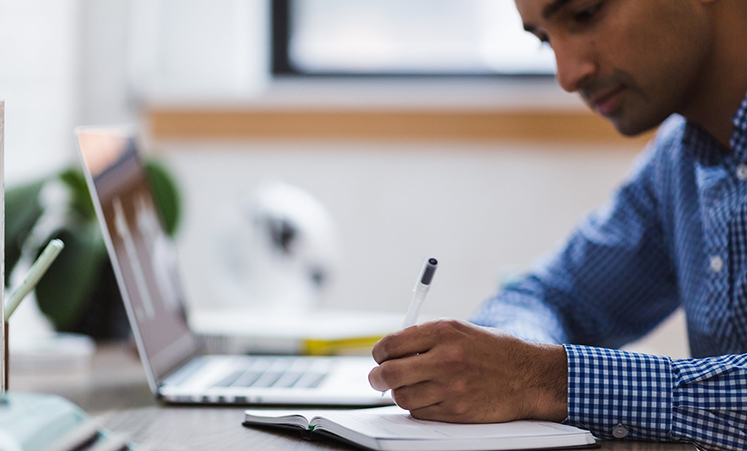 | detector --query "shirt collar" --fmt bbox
[684,90,747,166]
